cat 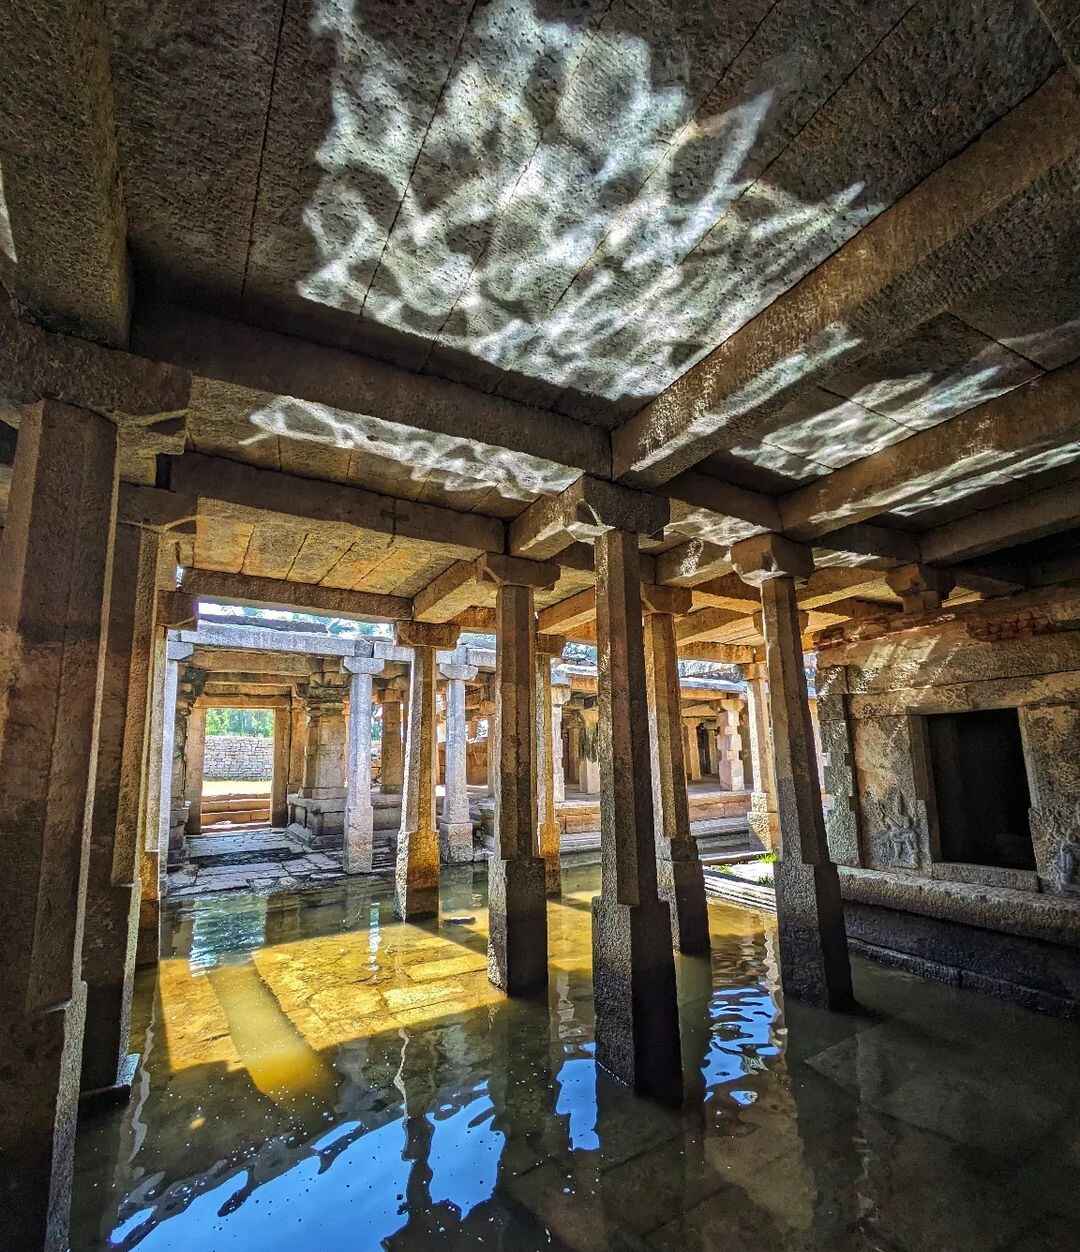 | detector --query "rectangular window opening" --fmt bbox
[926,708,1035,871]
